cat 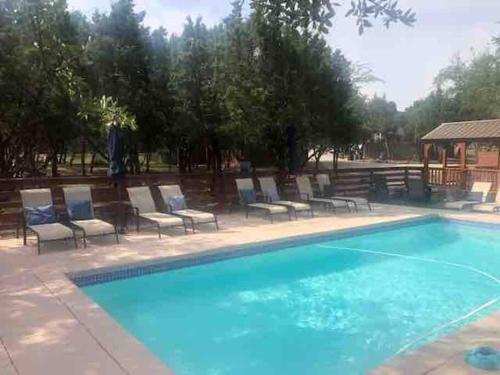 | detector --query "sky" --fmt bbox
[67,0,500,110]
